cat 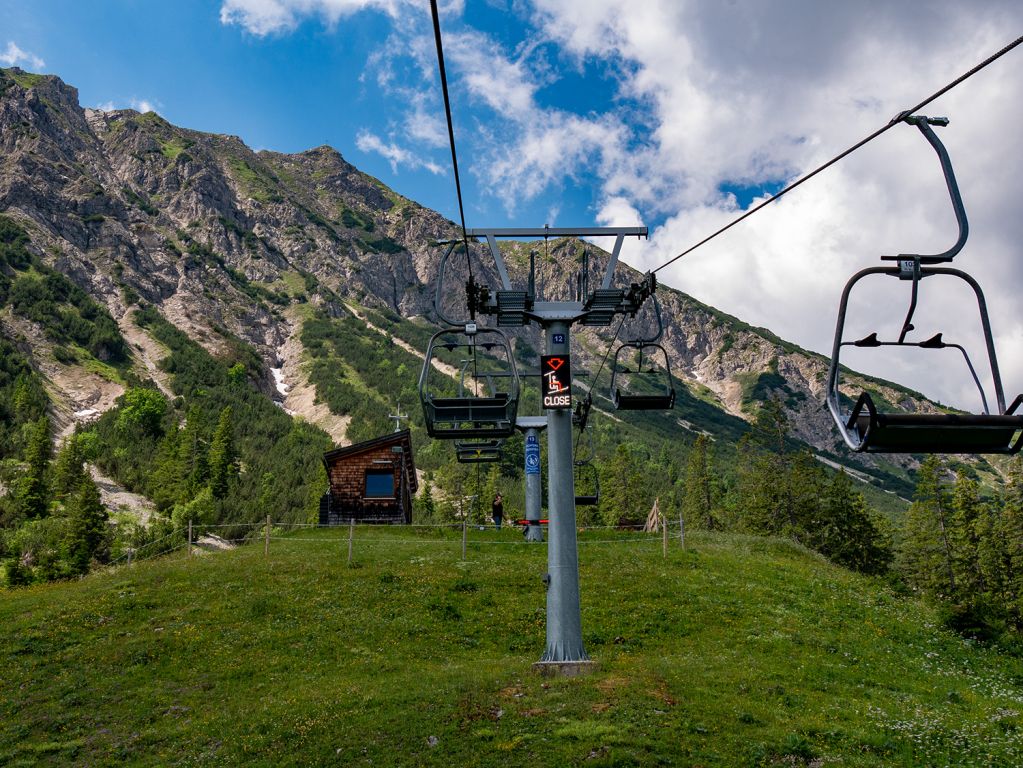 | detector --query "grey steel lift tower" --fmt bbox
[465,226,652,668]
